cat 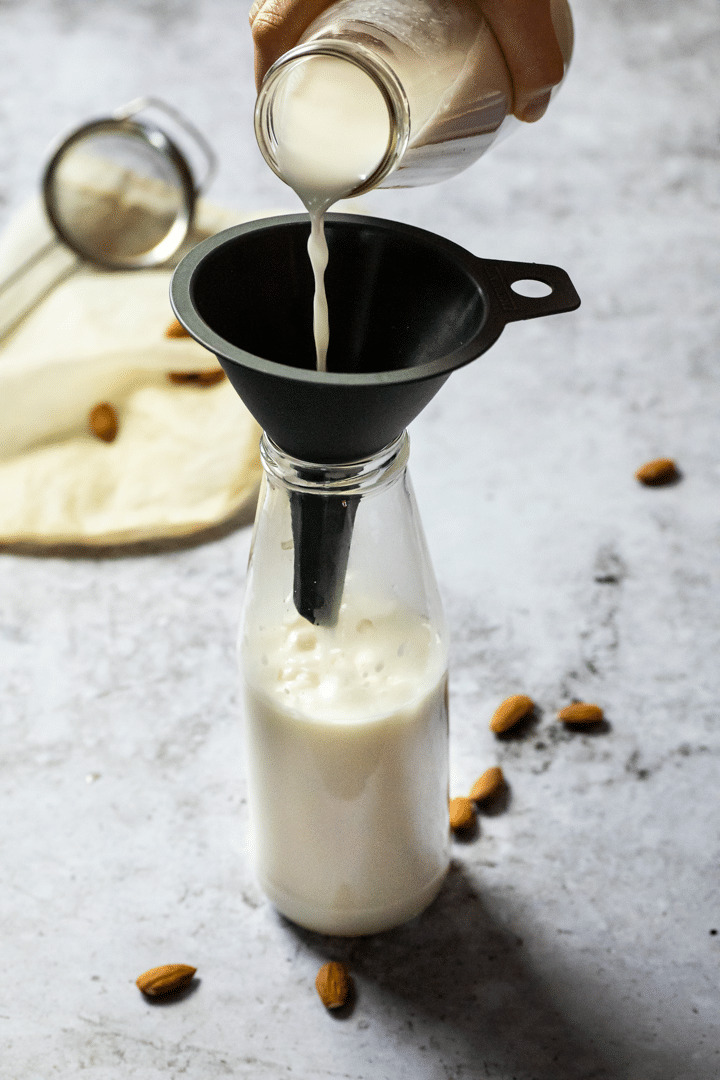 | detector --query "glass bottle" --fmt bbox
[239,432,450,936]
[255,0,574,194]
